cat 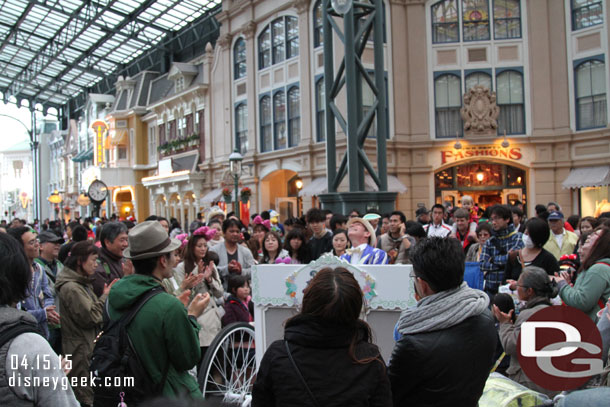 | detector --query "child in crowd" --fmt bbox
[222,274,254,326]
[451,195,478,238]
